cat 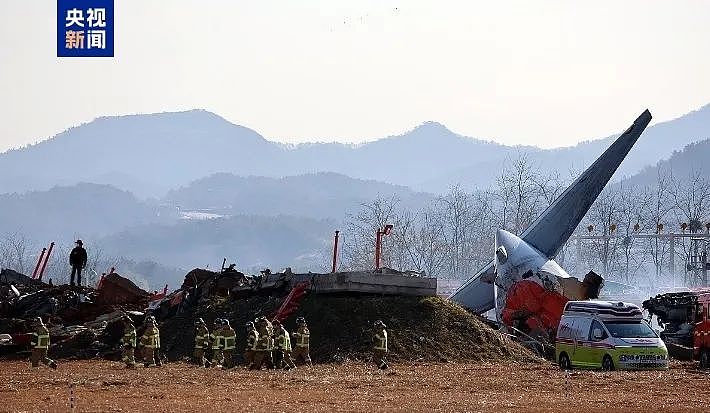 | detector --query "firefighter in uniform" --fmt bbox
[244,321,258,368]
[250,317,272,370]
[30,317,57,369]
[222,319,236,369]
[273,320,296,370]
[373,320,388,369]
[265,318,275,369]
[120,316,137,368]
[152,316,163,366]
[141,316,161,367]
[211,319,225,367]
[193,318,209,367]
[291,316,312,366]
